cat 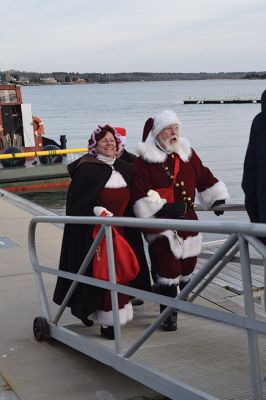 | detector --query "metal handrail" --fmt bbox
[28,215,266,400]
